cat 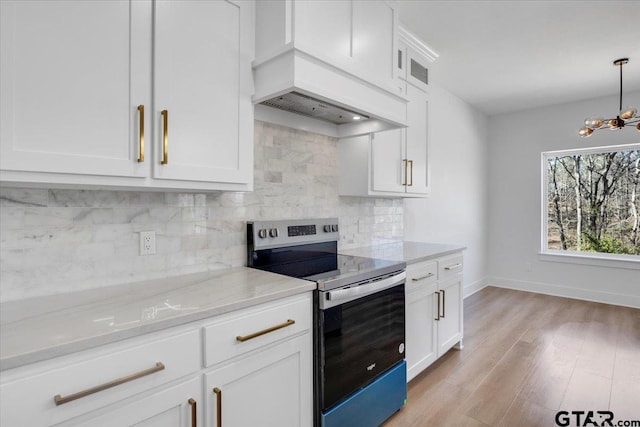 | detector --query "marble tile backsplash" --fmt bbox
[0,121,403,302]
